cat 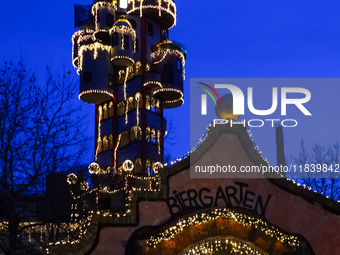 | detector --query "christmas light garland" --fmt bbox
[127,0,177,29]
[114,134,121,169]
[143,81,163,89]
[164,97,184,106]
[72,29,95,69]
[95,106,103,161]
[124,67,130,124]
[109,25,136,53]
[151,48,186,79]
[78,42,111,73]
[91,1,117,27]
[154,87,184,98]
[111,55,135,65]
[180,237,267,255]
[148,208,300,248]
[135,92,141,125]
